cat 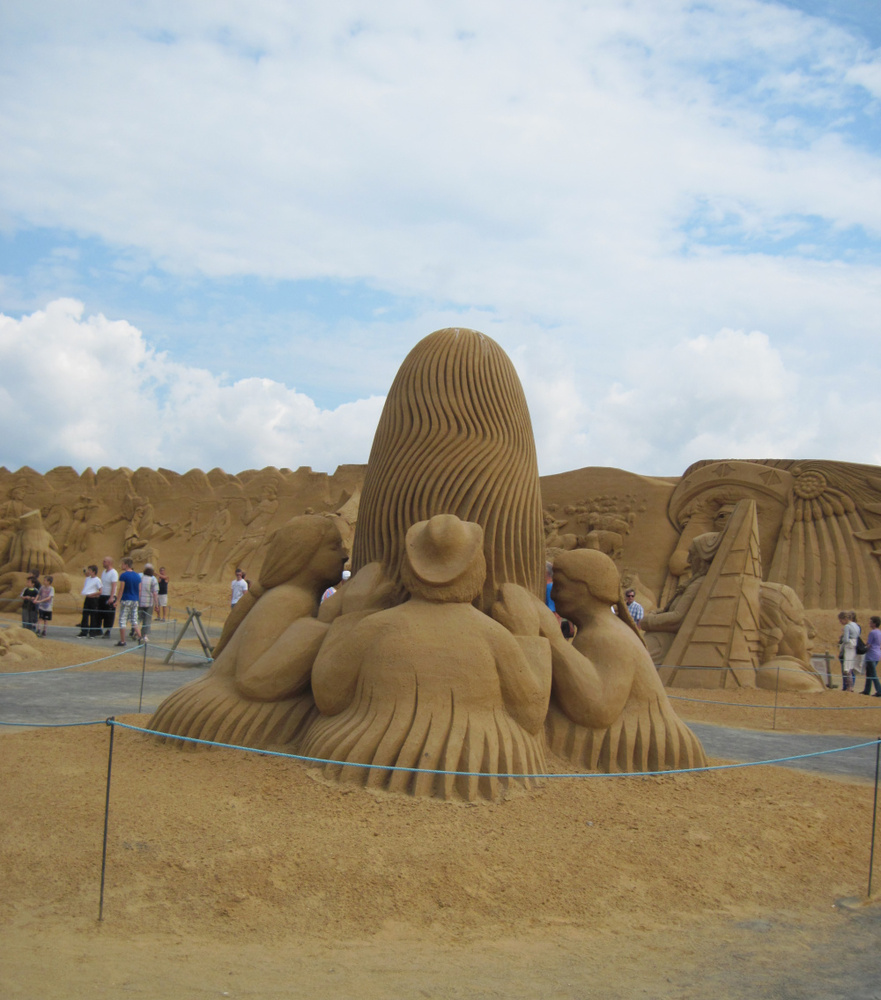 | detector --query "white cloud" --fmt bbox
[0,300,385,473]
[521,325,881,475]
[1,2,880,477]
